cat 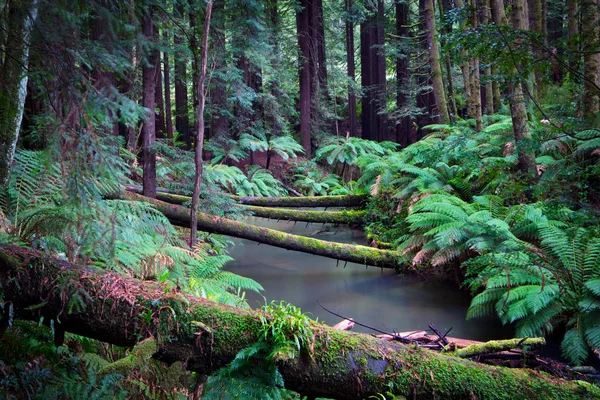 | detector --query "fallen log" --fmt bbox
[116,191,400,269]
[230,193,369,208]
[1,246,598,400]
[125,185,369,208]
[124,186,366,224]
